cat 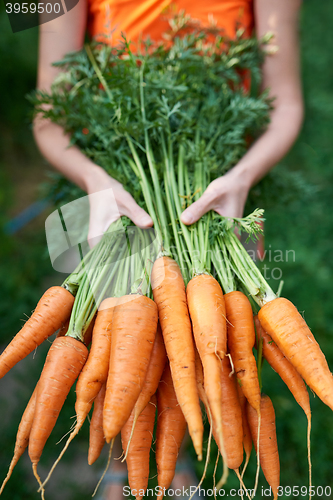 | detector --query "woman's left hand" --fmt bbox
[180,169,250,224]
